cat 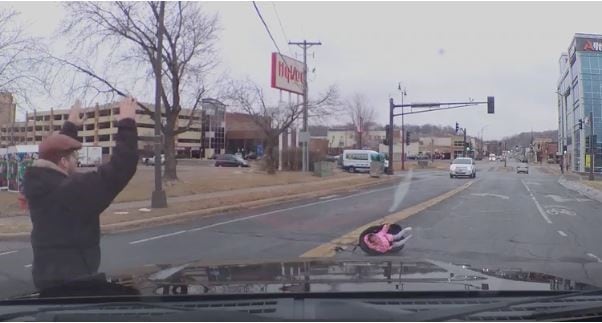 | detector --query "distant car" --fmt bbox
[245,152,258,160]
[142,154,165,166]
[324,155,339,162]
[450,157,476,178]
[517,162,529,174]
[215,154,249,167]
